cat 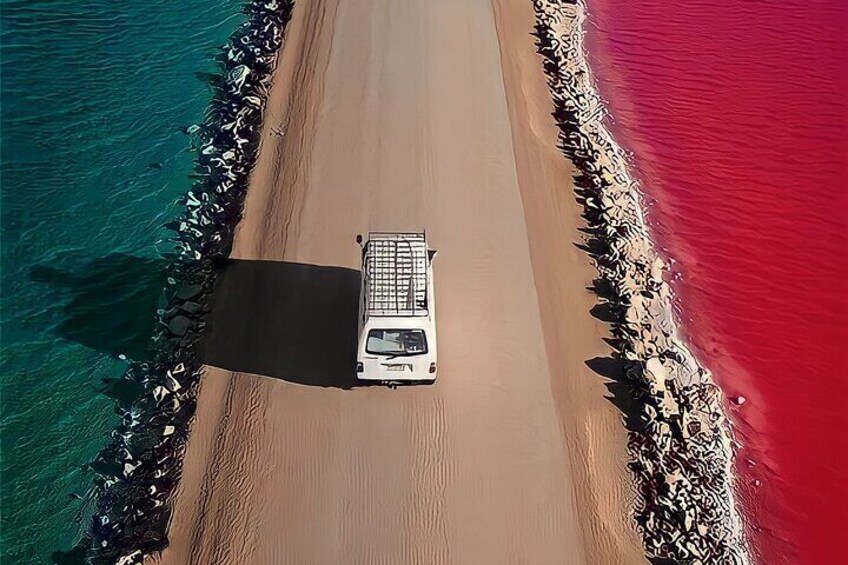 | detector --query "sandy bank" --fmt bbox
[153,0,644,563]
